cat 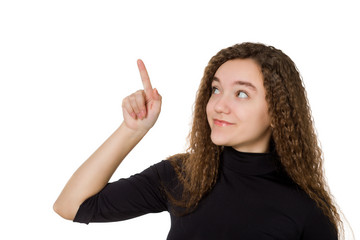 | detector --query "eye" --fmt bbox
[237,91,248,99]
[212,86,220,94]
